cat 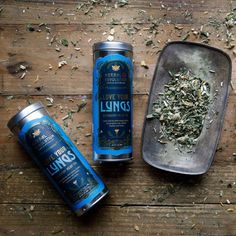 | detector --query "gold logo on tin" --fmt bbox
[32,129,41,138]
[112,65,120,71]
